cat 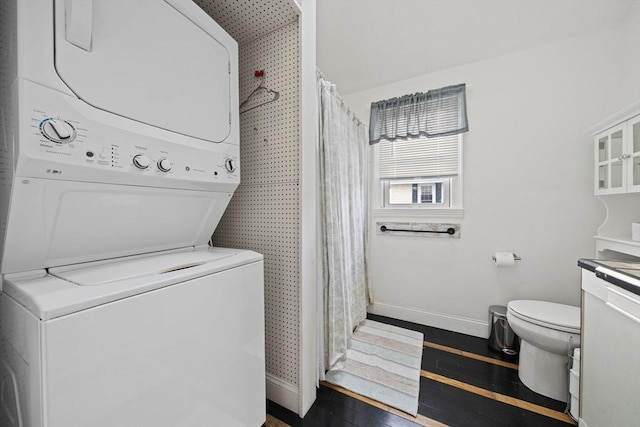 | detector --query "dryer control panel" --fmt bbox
[19,80,239,193]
